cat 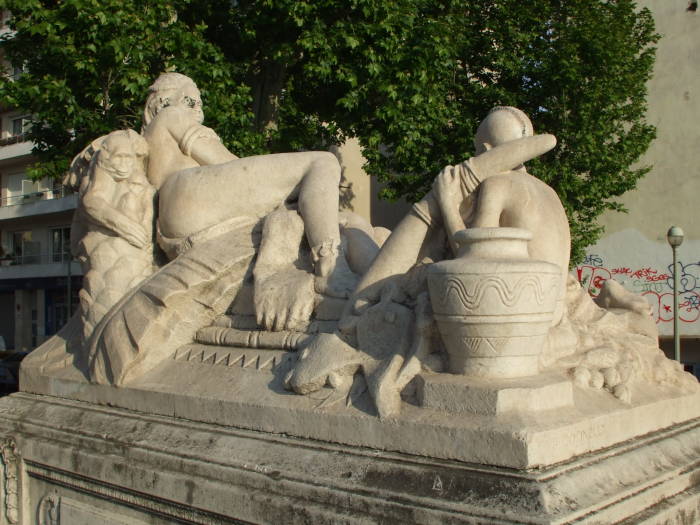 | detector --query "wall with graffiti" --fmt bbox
[574,229,700,337]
